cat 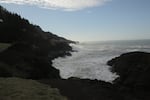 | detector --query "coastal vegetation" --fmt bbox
[0,5,150,100]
